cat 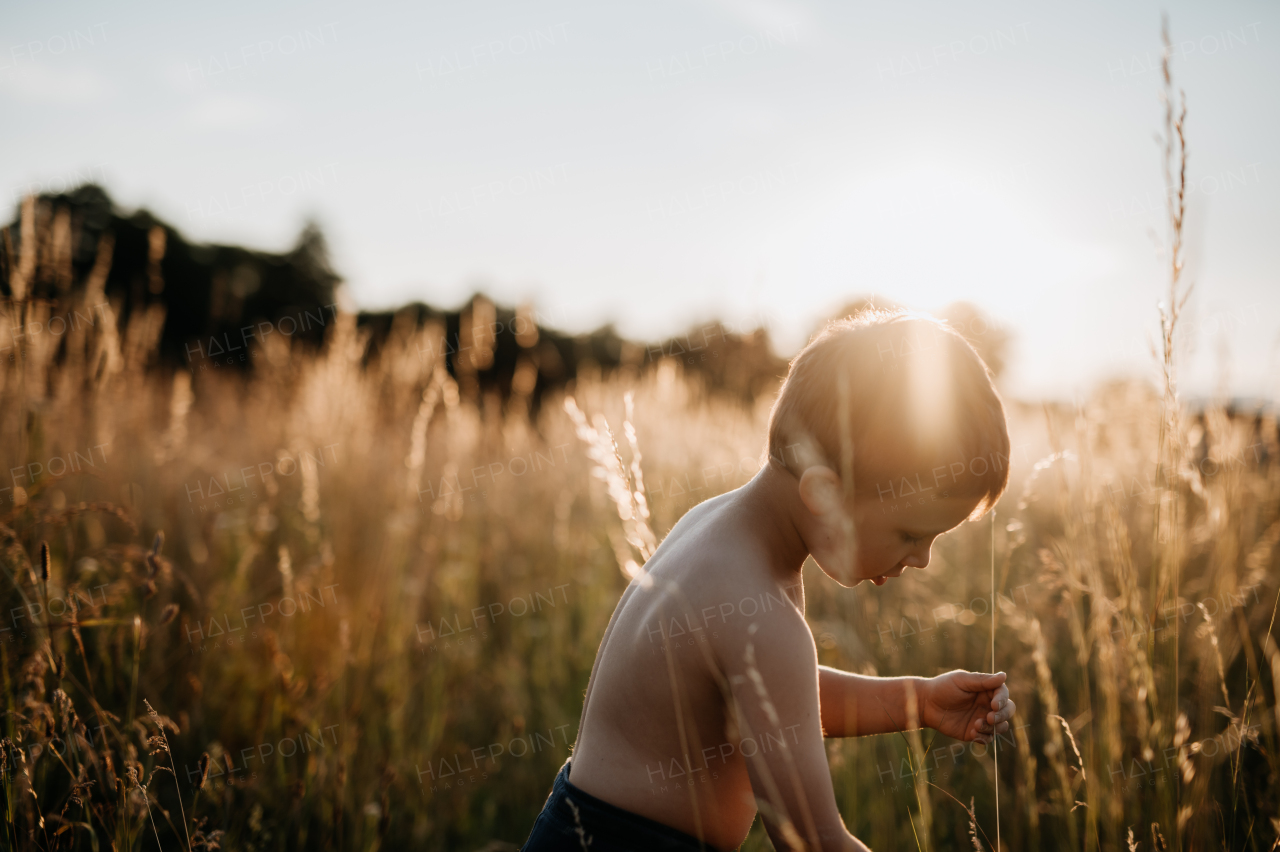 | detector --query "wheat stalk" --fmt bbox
[991,509,1000,852]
